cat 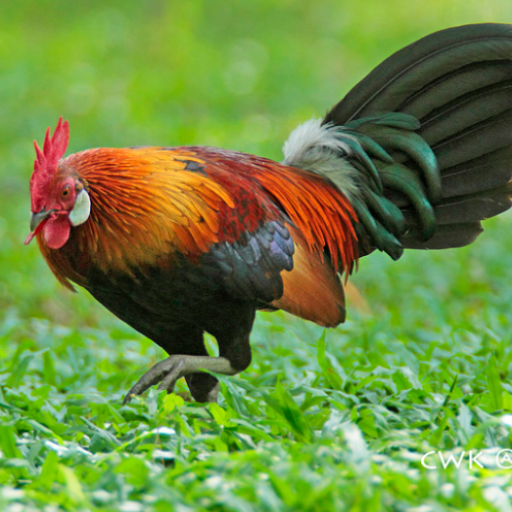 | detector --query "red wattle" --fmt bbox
[43,215,71,249]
